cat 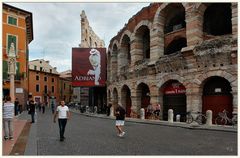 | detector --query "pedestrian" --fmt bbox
[29,100,36,123]
[115,104,126,137]
[51,102,55,114]
[14,98,19,116]
[42,102,45,114]
[38,102,42,112]
[153,103,161,118]
[3,96,15,140]
[53,100,70,141]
